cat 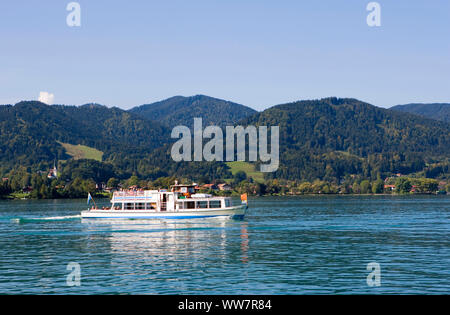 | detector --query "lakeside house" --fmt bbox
[96,182,106,191]
[201,184,218,190]
[384,184,396,191]
[218,183,232,191]
[22,186,33,194]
